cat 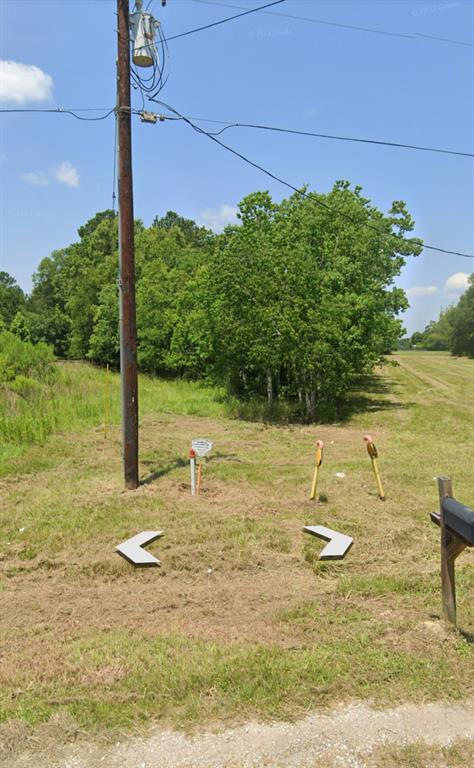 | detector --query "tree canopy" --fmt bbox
[6,183,429,419]
[407,276,474,357]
